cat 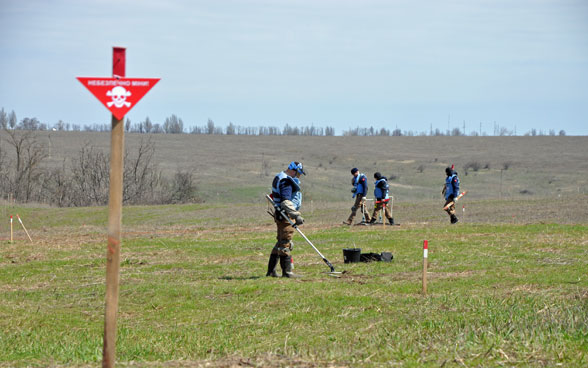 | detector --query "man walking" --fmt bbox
[266,161,305,278]
[369,172,394,225]
[342,168,371,225]
[442,167,460,224]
